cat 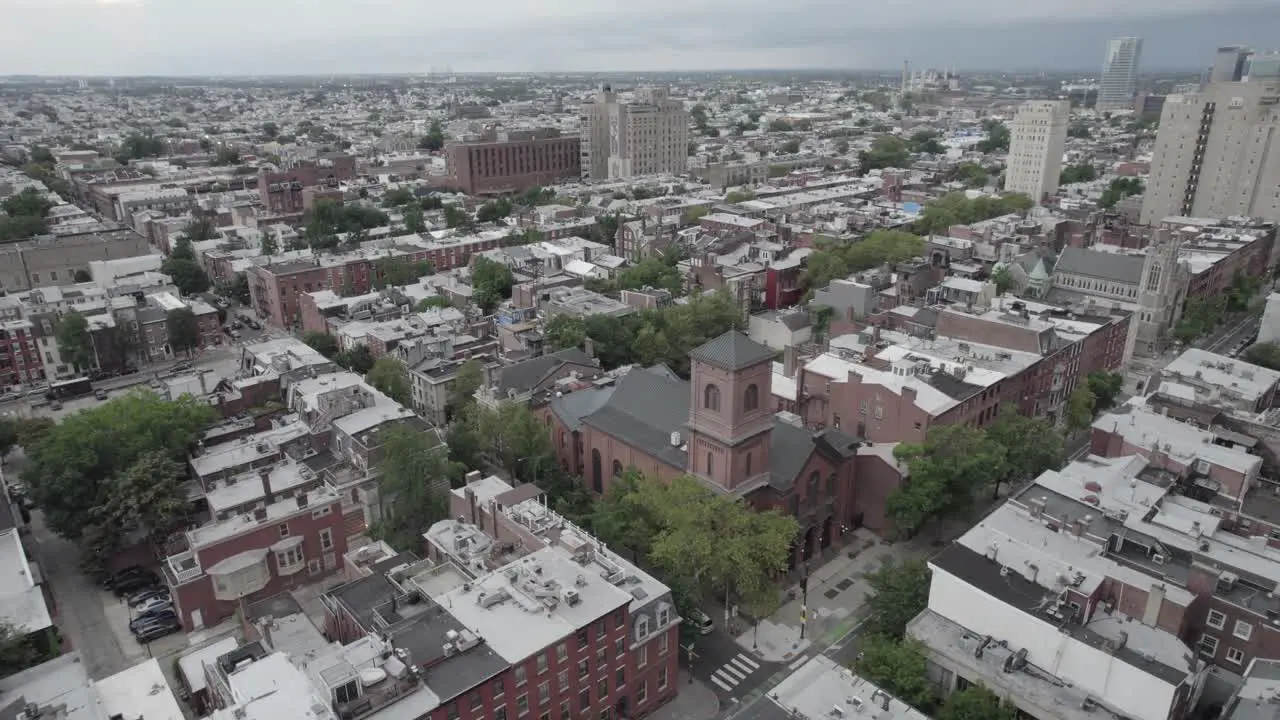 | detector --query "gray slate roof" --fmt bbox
[551,385,616,432]
[691,330,776,371]
[582,366,691,469]
[768,420,862,490]
[1054,247,1145,285]
[496,348,596,396]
